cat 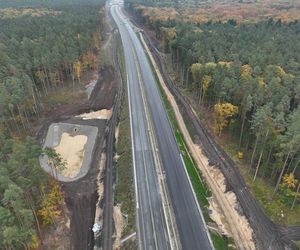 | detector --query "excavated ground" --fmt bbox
[36,64,118,250]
